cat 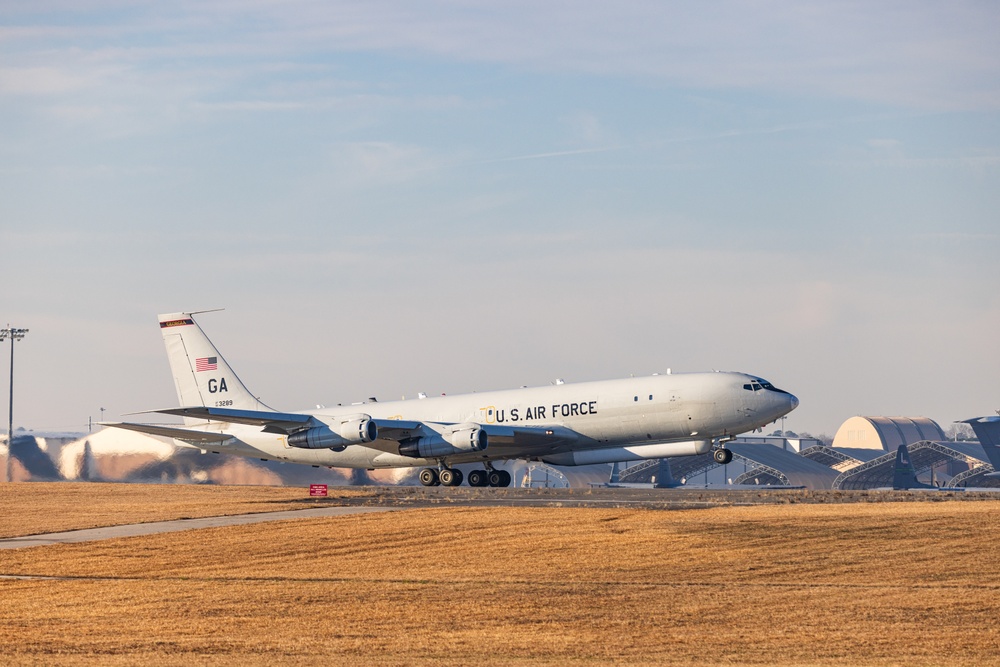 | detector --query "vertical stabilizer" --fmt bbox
[653,458,681,488]
[158,312,272,423]
[962,417,1000,470]
[892,444,934,490]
